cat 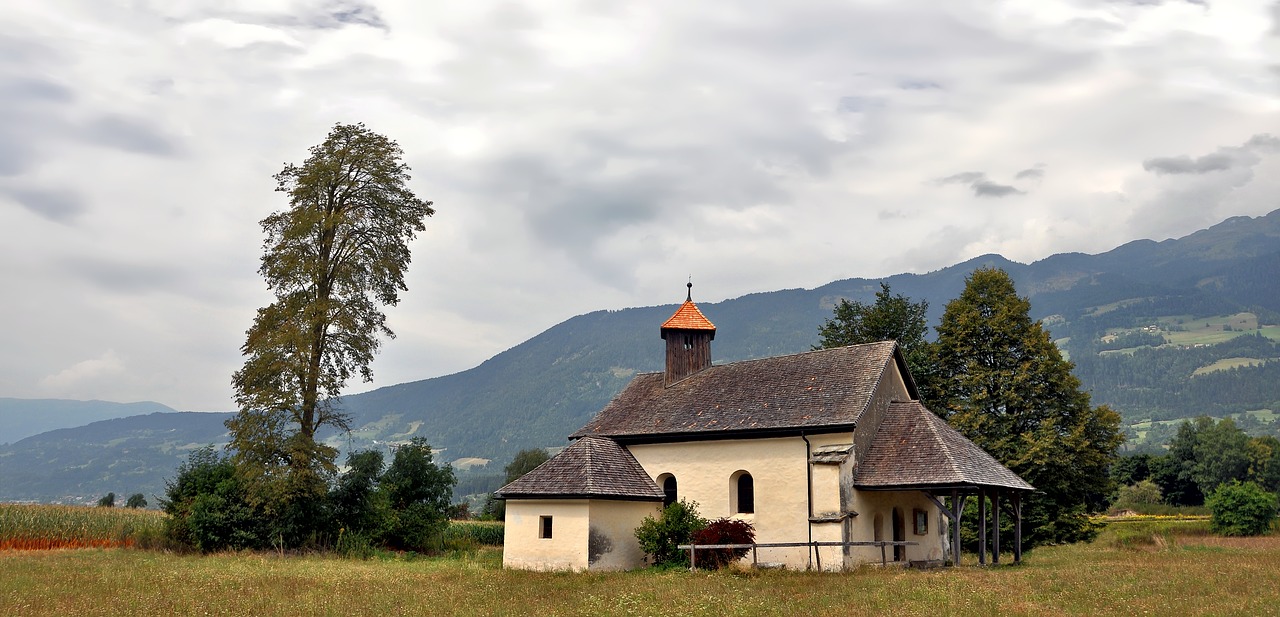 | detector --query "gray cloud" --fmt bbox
[1246,134,1280,148]
[1109,0,1207,5]
[82,114,183,157]
[60,257,185,294]
[837,96,884,113]
[898,79,942,90]
[0,74,76,175]
[0,140,33,176]
[1143,152,1234,174]
[322,1,387,30]
[939,171,986,184]
[2,76,74,103]
[0,185,87,223]
[938,172,1025,197]
[185,1,389,32]
[973,180,1024,197]
[1015,168,1045,180]
[1143,134,1279,175]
